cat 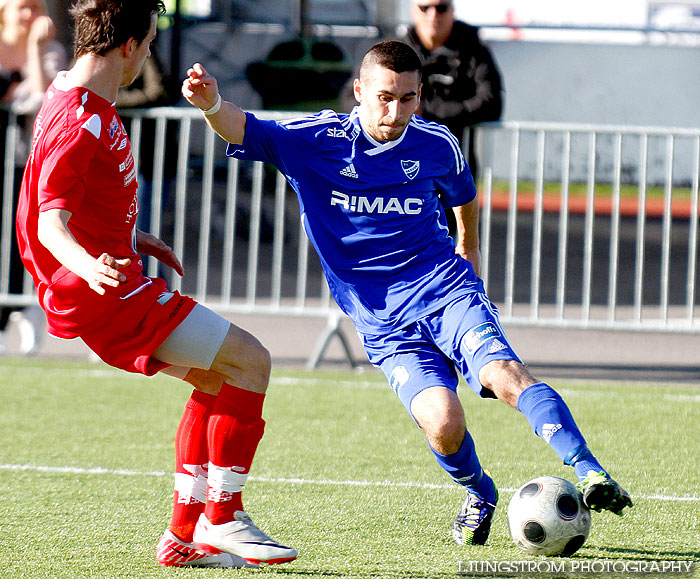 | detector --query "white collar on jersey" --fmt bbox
[52,70,117,107]
[52,71,74,92]
[351,106,411,157]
